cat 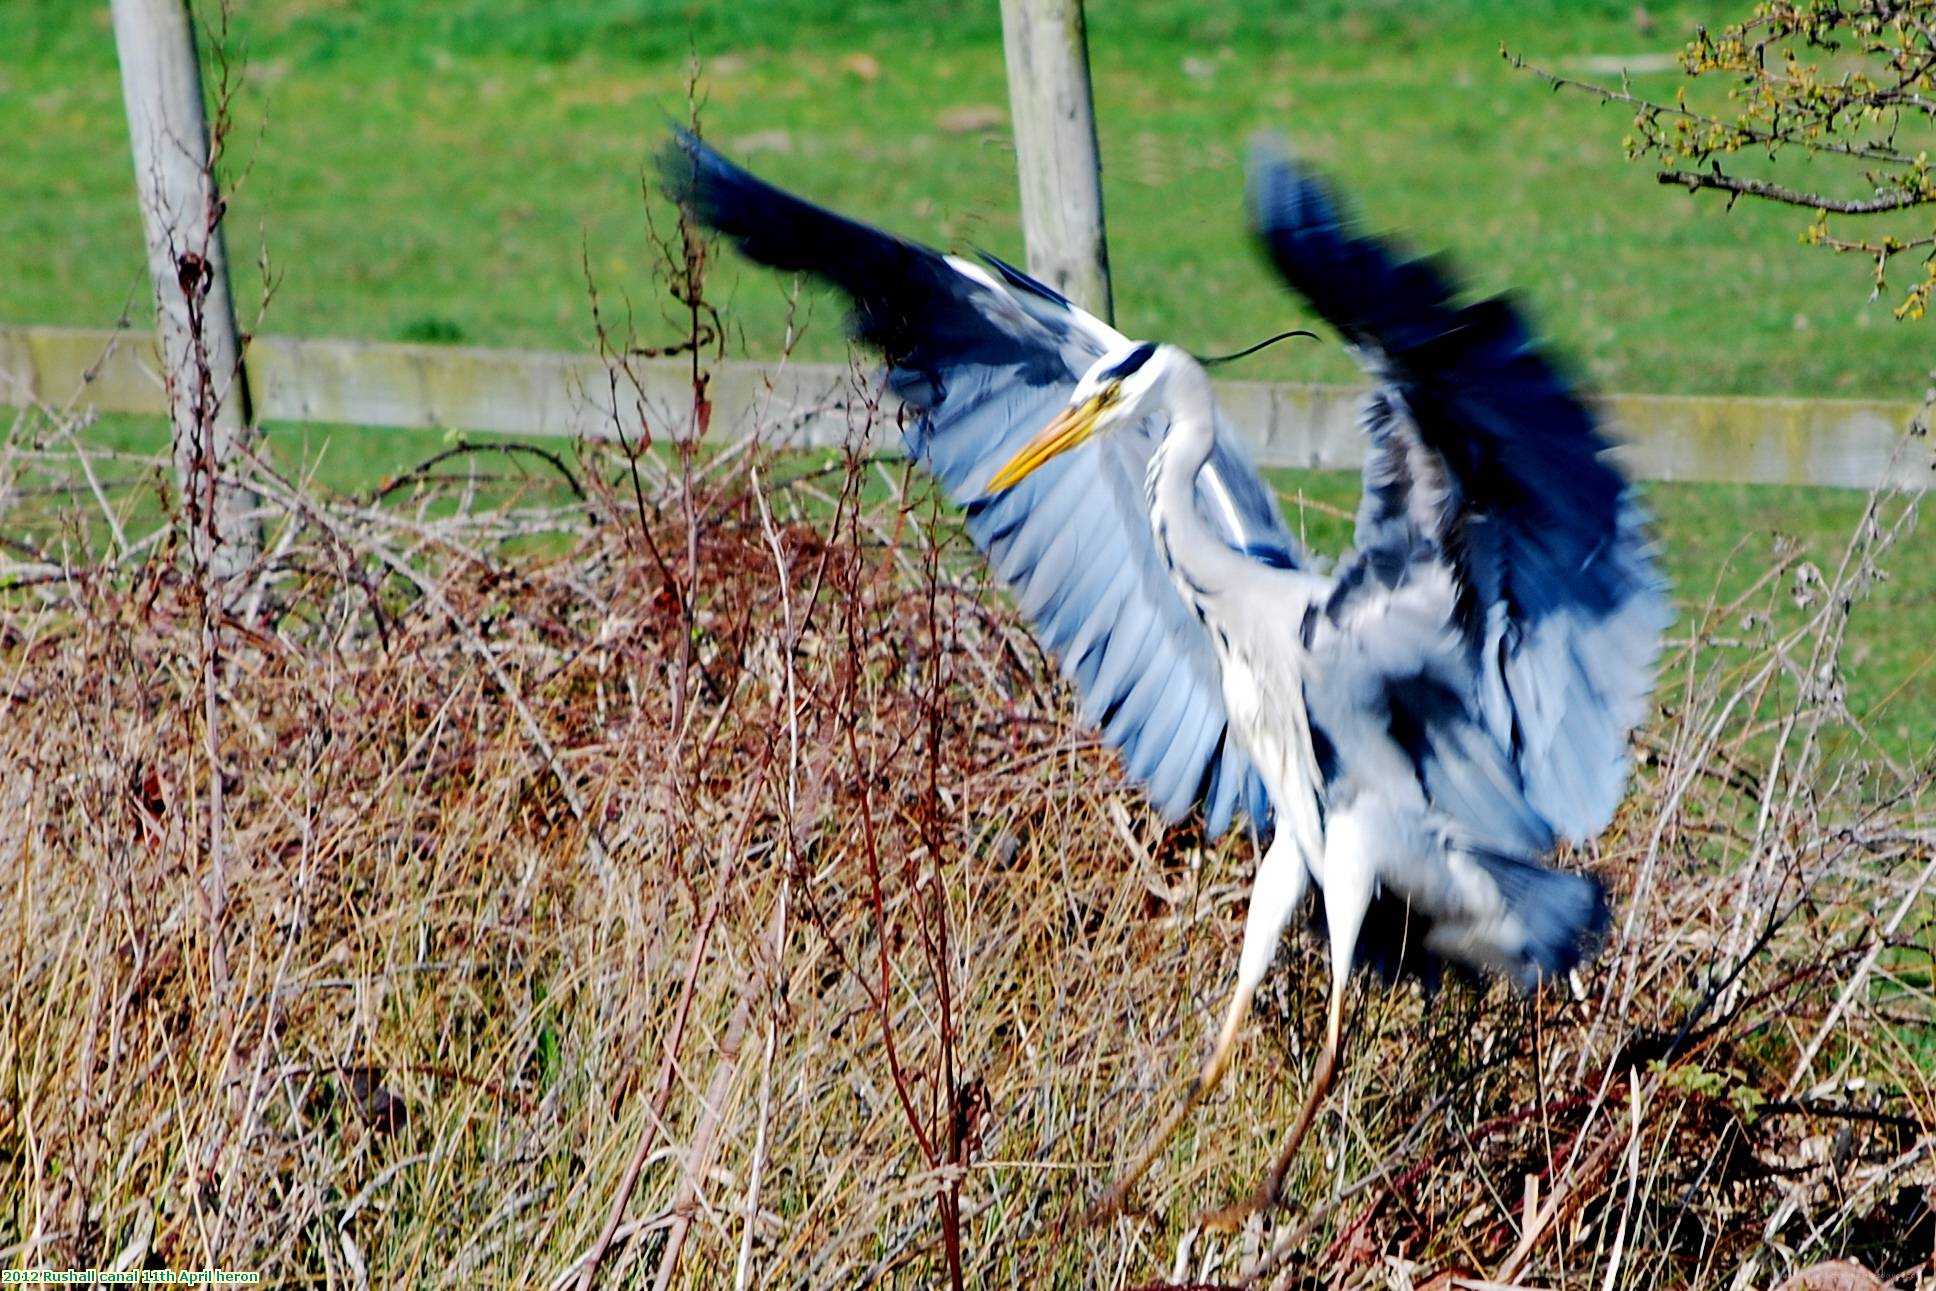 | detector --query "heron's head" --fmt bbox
[987,341,1179,492]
